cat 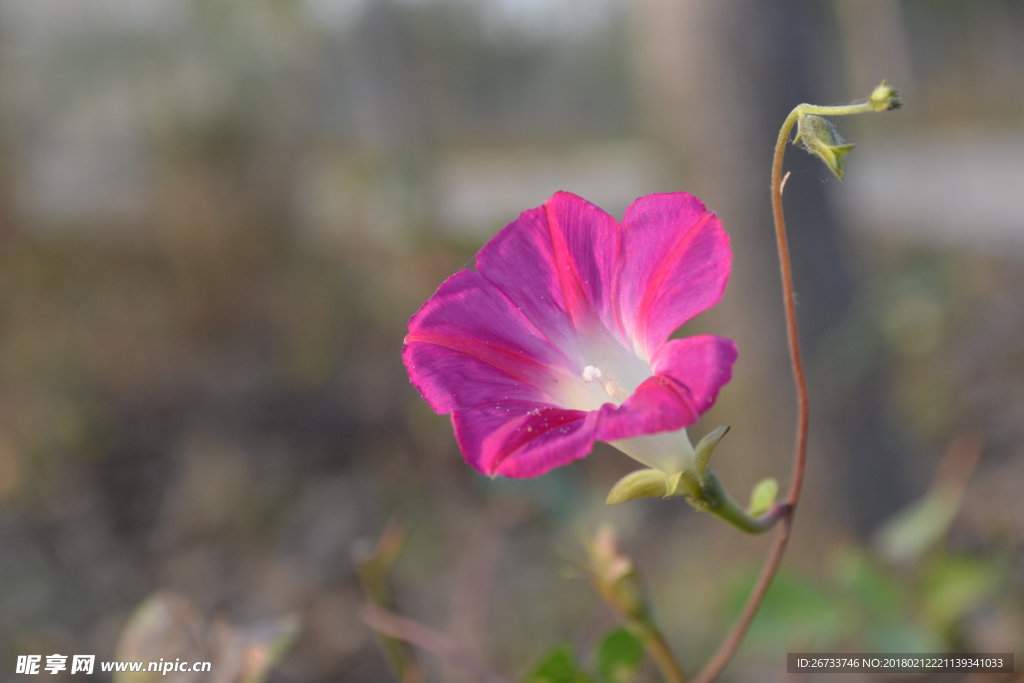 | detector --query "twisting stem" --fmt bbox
[691,471,791,534]
[772,105,812,511]
[693,95,891,683]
